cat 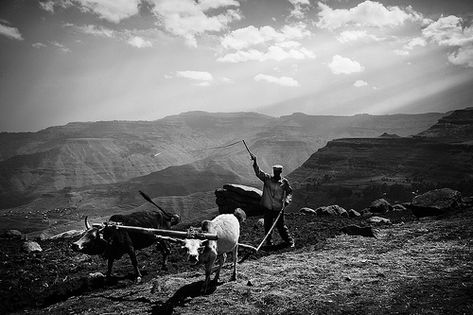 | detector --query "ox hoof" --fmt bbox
[136,276,142,283]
